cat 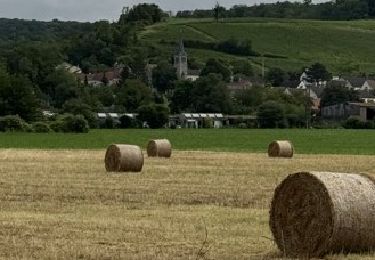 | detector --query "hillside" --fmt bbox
[140,17,375,74]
